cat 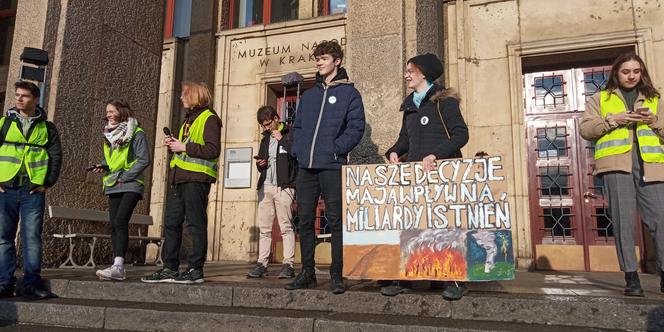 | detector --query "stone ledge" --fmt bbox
[0,298,624,332]
[0,301,105,329]
[50,279,233,306]
[104,307,314,331]
[45,279,664,331]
